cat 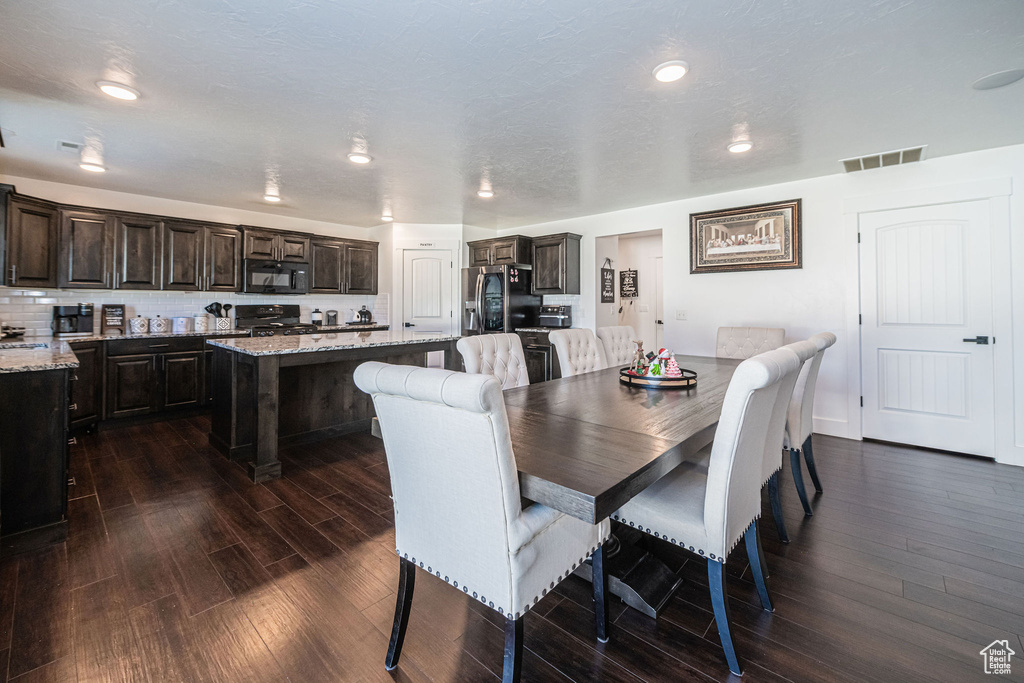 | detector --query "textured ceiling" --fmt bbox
[0,0,1022,229]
